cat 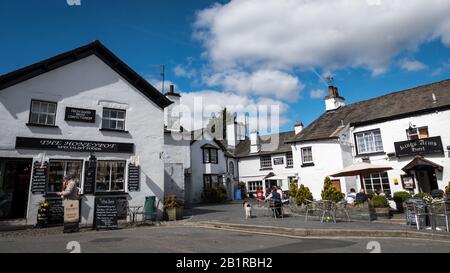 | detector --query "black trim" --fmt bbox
[26,123,59,128]
[259,168,273,171]
[94,192,128,196]
[0,40,173,109]
[355,152,386,157]
[301,163,315,168]
[28,99,58,127]
[100,128,129,133]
